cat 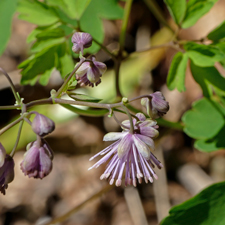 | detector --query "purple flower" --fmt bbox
[20,139,53,179]
[32,113,55,137]
[89,113,162,186]
[71,32,92,54]
[76,56,107,87]
[0,155,15,195]
[141,92,169,119]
